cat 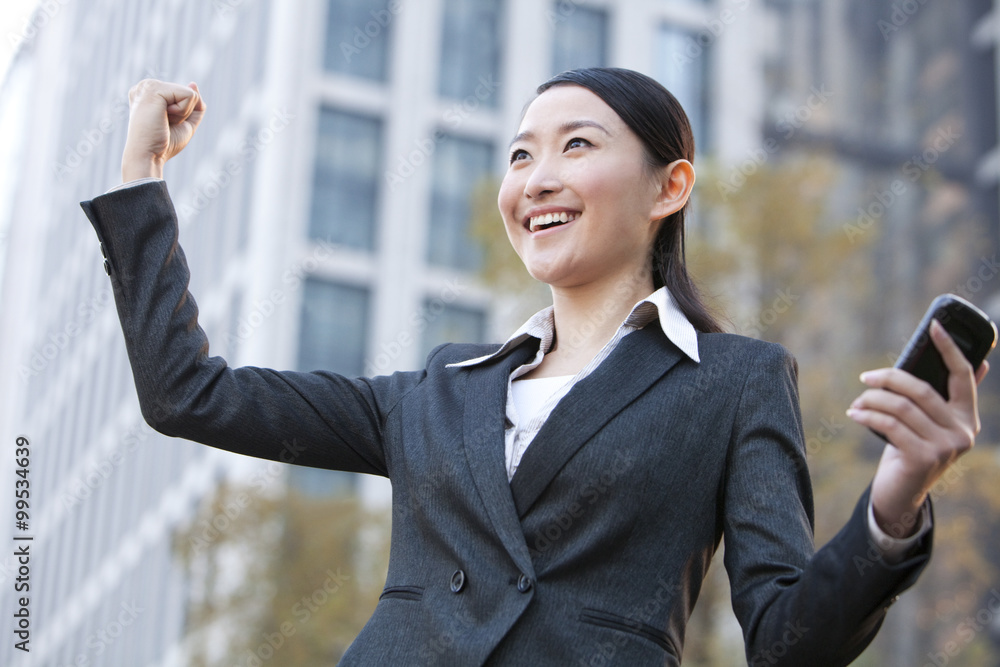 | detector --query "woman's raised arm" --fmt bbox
[80,82,425,475]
